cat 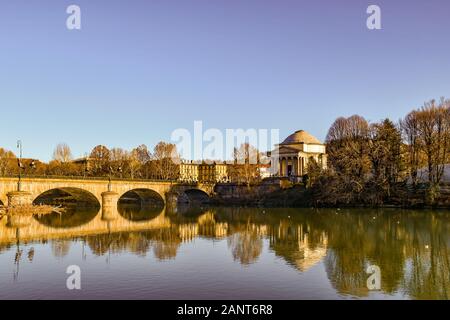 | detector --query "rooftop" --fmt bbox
[281,130,323,145]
